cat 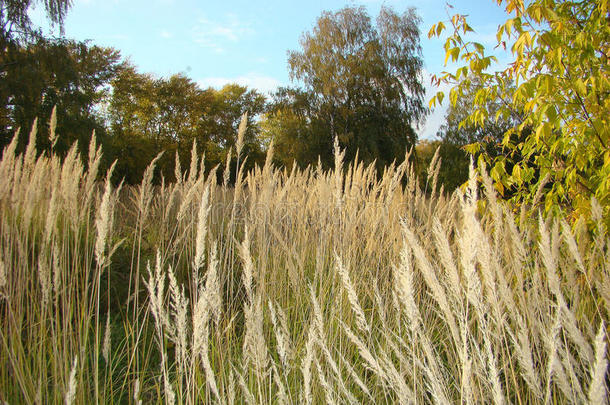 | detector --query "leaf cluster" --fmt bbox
[430,0,610,226]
